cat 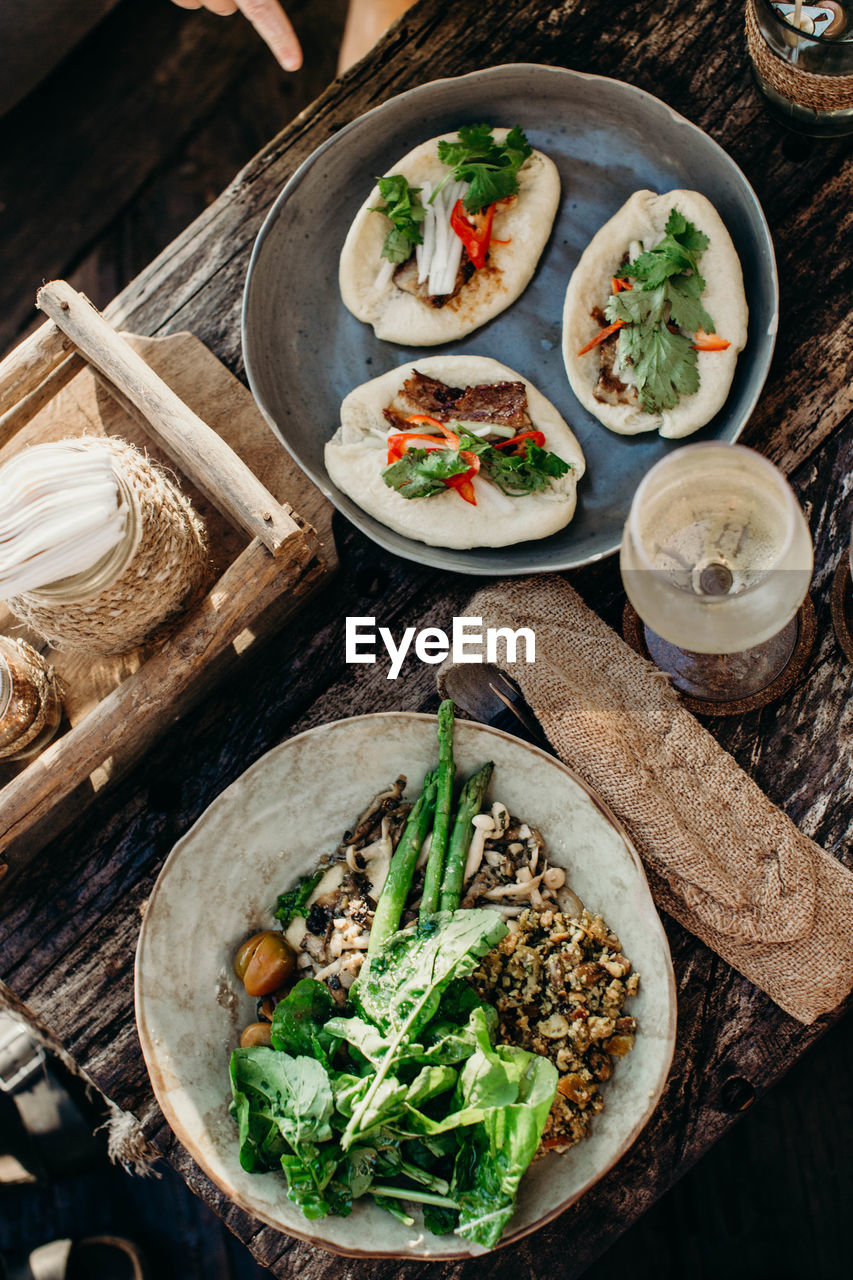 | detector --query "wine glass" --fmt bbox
[620,443,813,702]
